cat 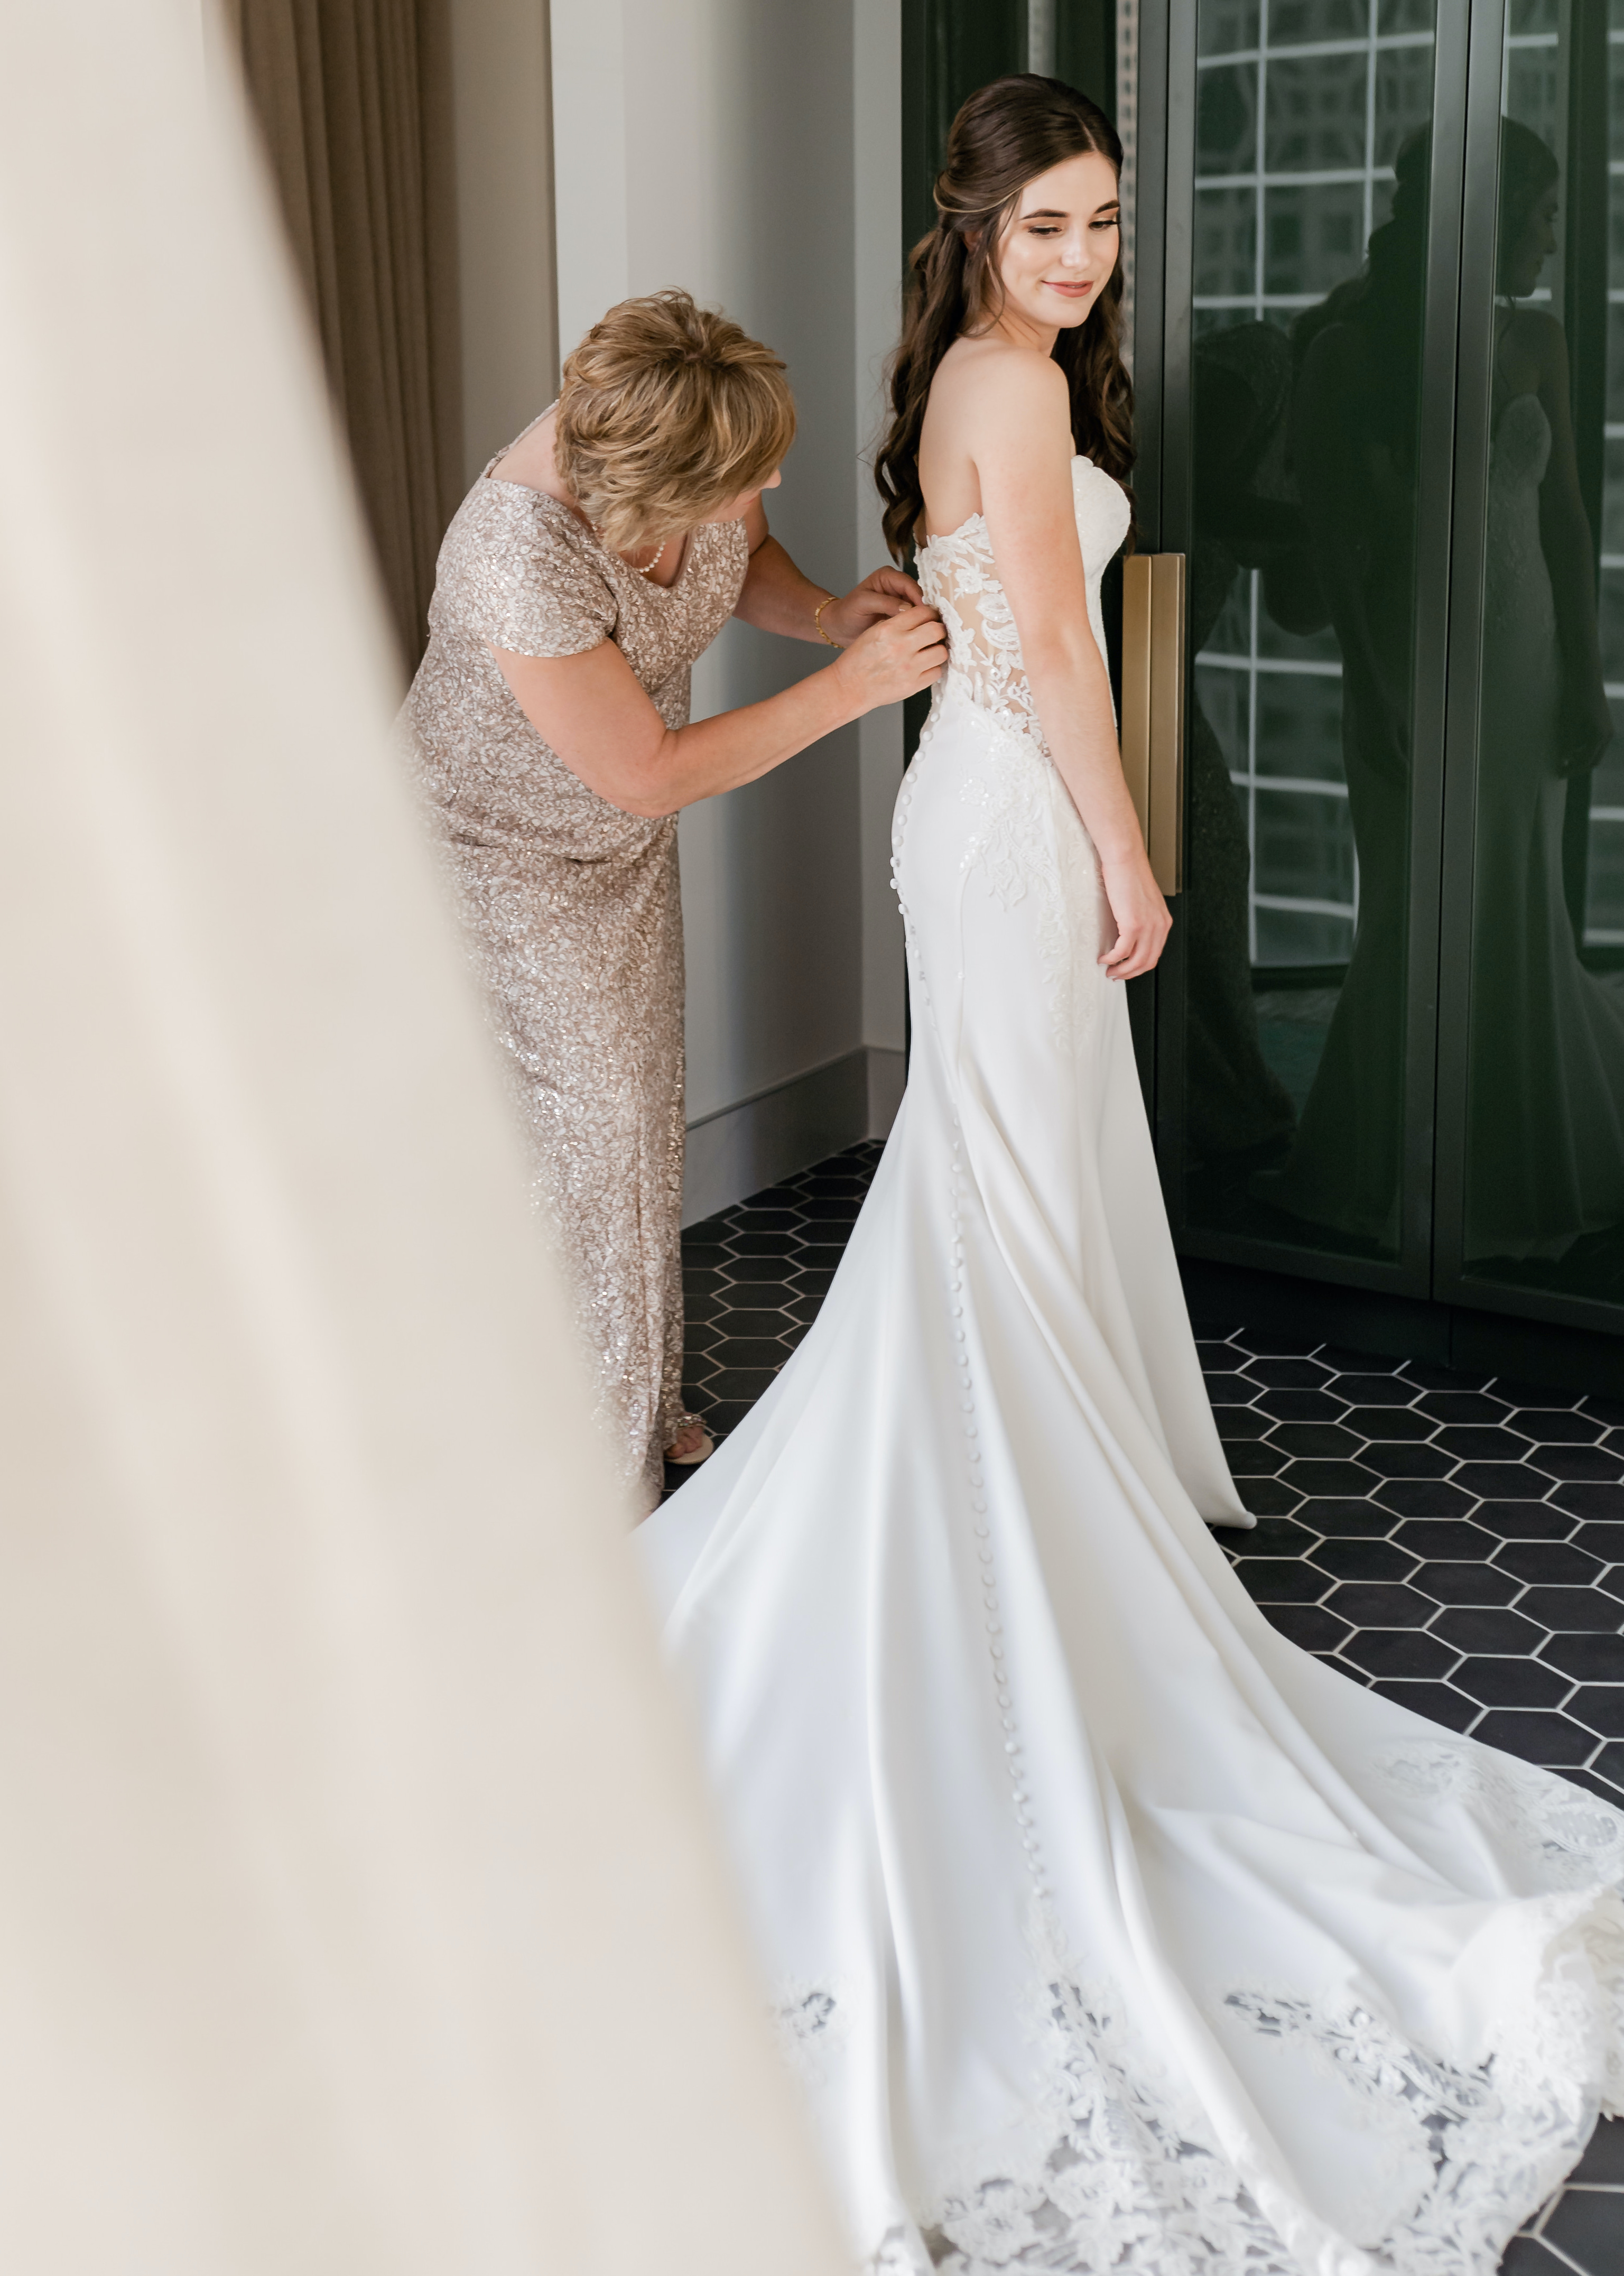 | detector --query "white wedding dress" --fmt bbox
[641,459,1624,2275]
